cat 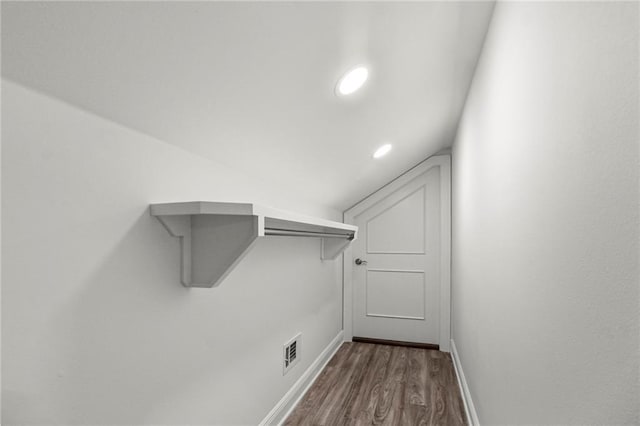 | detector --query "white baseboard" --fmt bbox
[259,330,344,426]
[450,339,480,426]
